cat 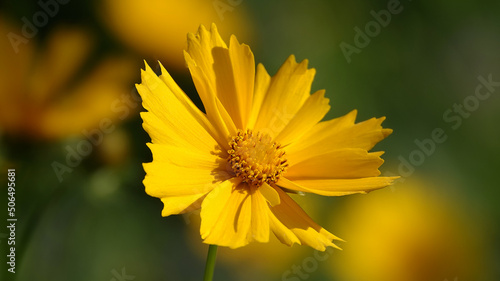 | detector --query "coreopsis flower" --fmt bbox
[137,24,396,250]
